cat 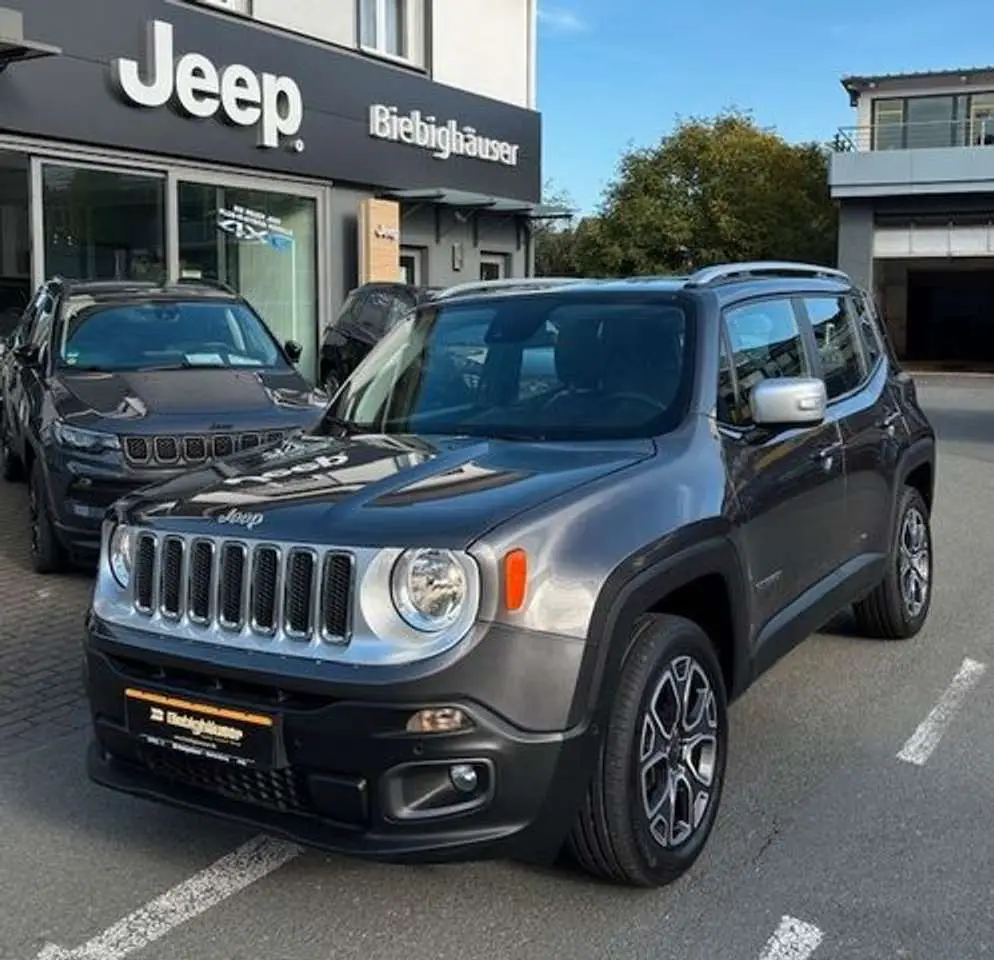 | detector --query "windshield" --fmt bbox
[327,292,695,441]
[56,299,288,372]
